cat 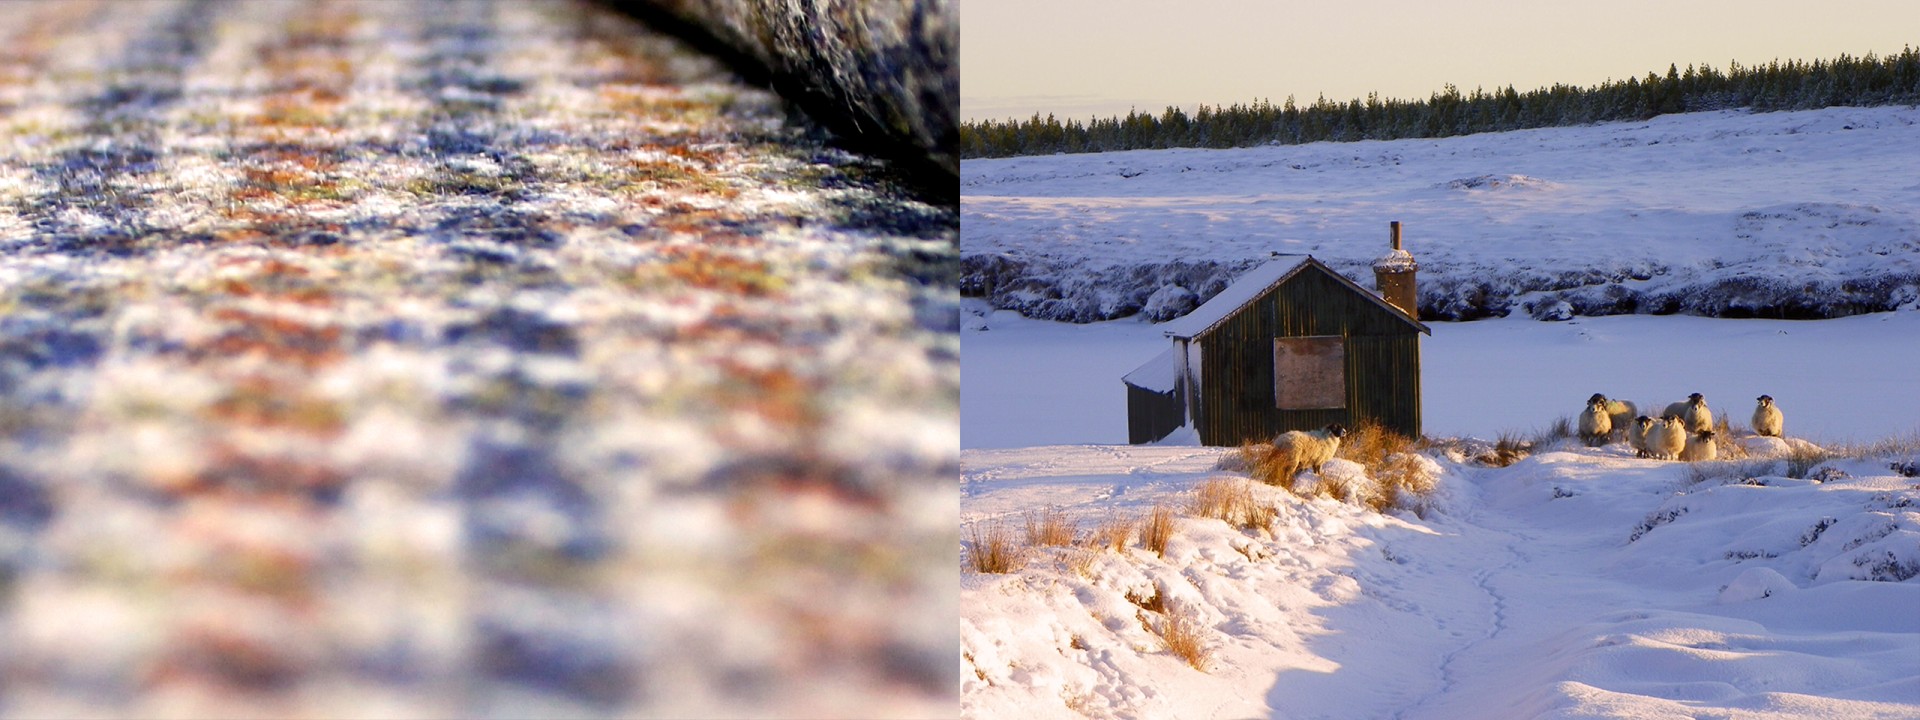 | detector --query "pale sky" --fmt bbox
[962,0,1920,123]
